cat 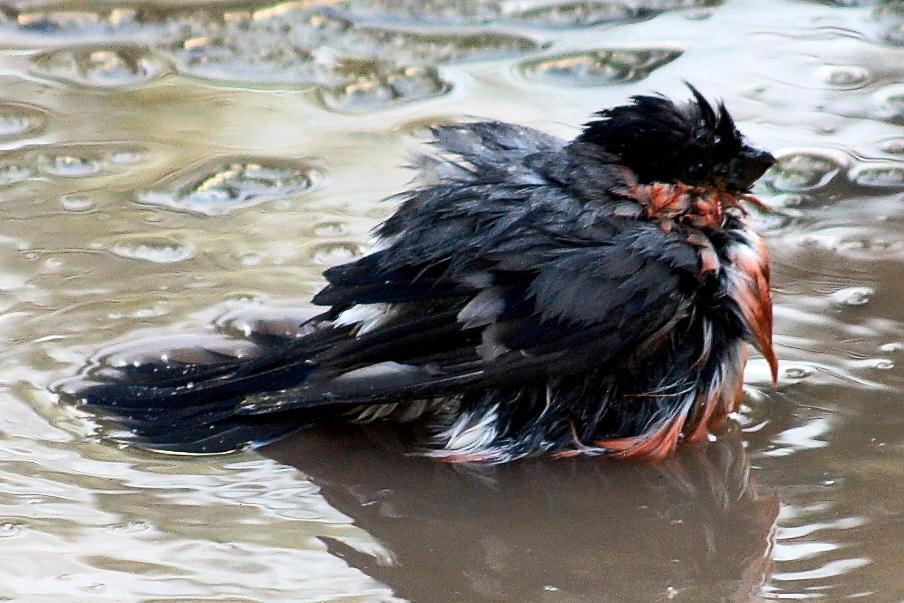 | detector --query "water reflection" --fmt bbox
[2,0,904,598]
[266,424,778,602]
